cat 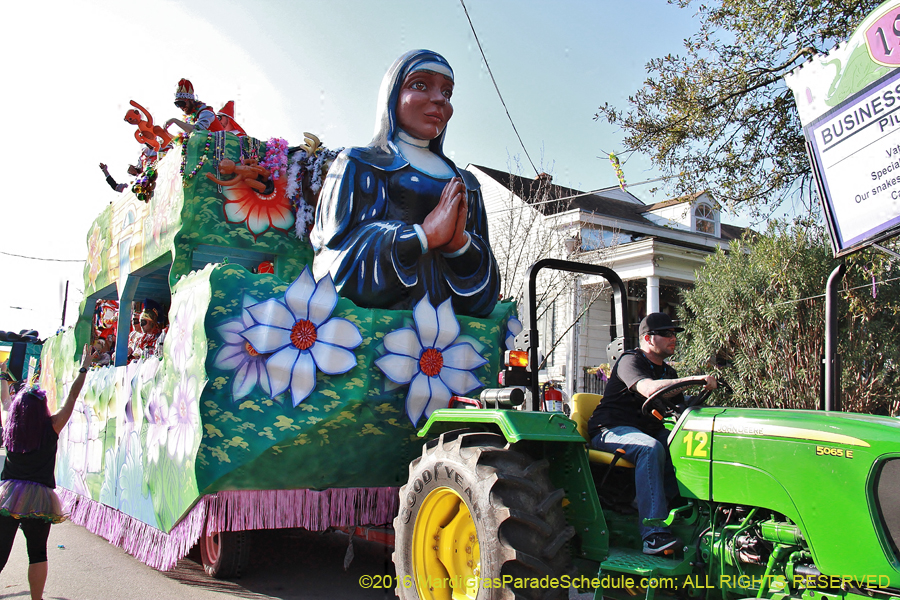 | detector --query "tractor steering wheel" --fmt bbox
[641,376,713,421]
